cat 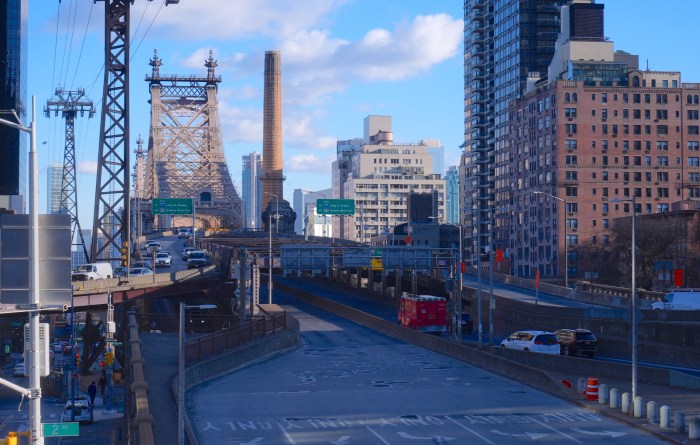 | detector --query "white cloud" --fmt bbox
[77,161,98,175]
[285,153,335,174]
